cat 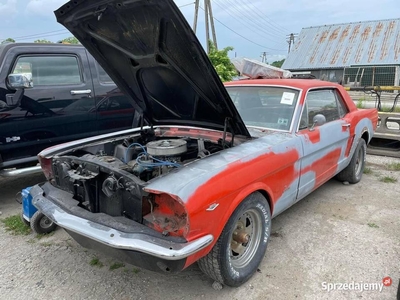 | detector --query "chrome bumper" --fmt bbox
[0,165,42,177]
[30,185,213,261]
